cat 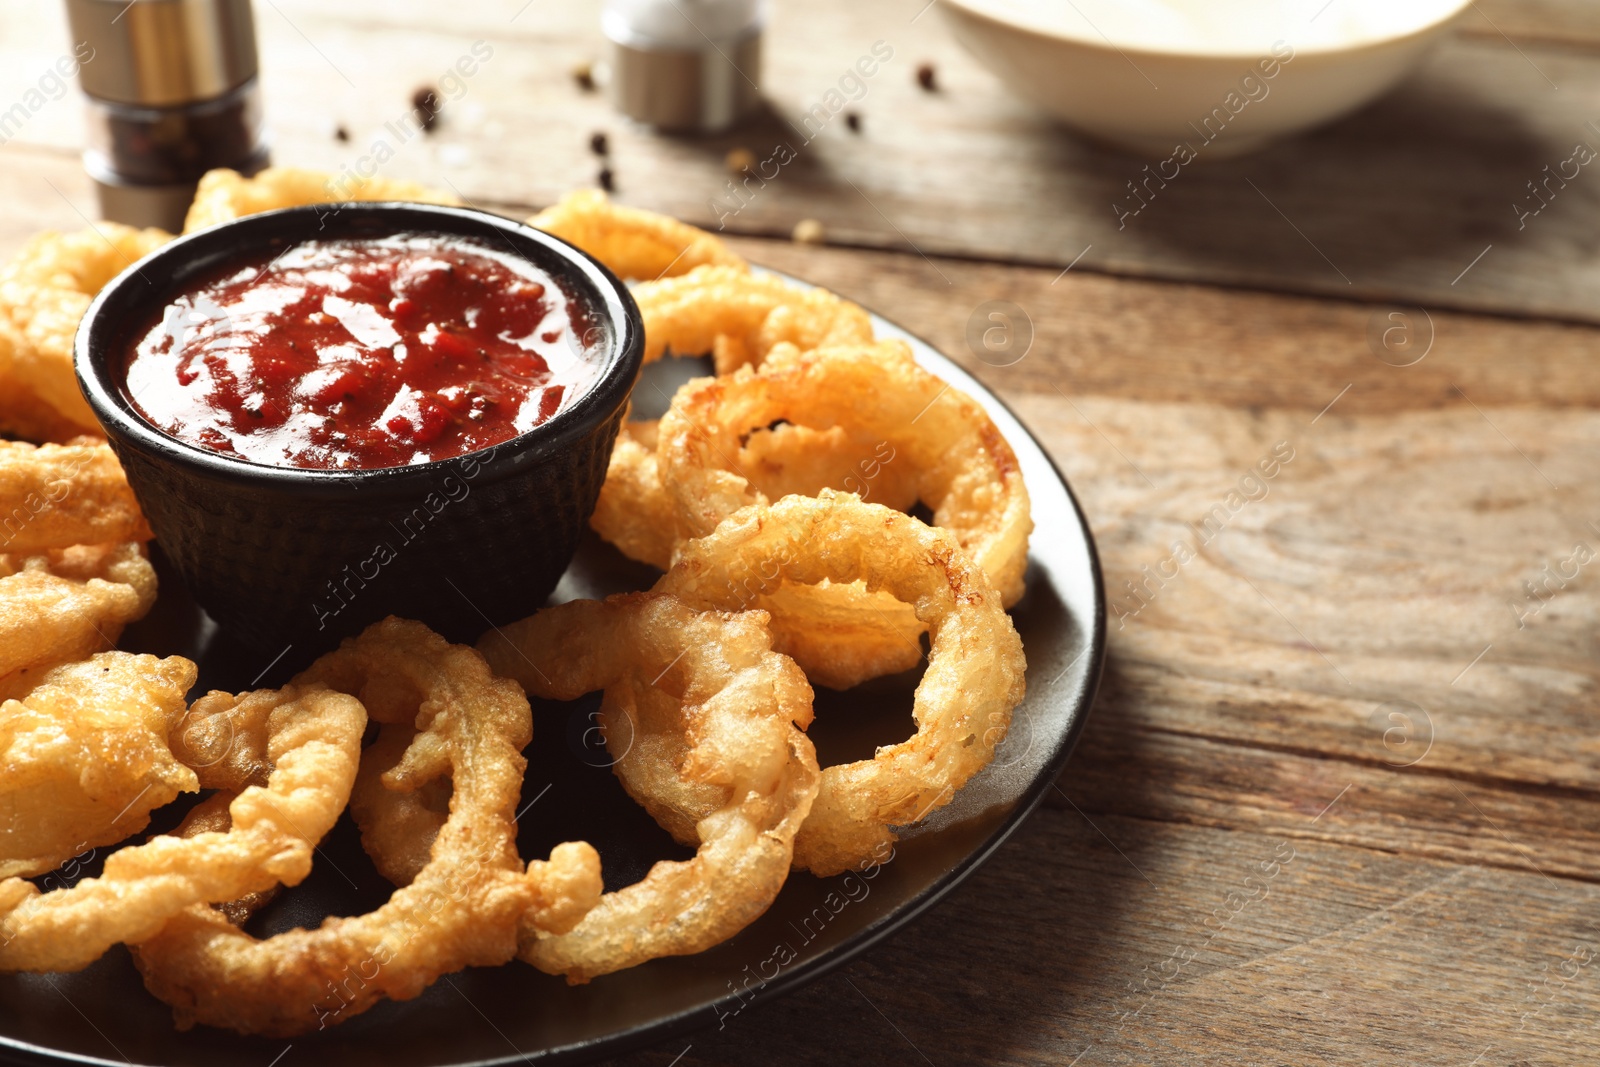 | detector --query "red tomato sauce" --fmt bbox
[123,233,601,470]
